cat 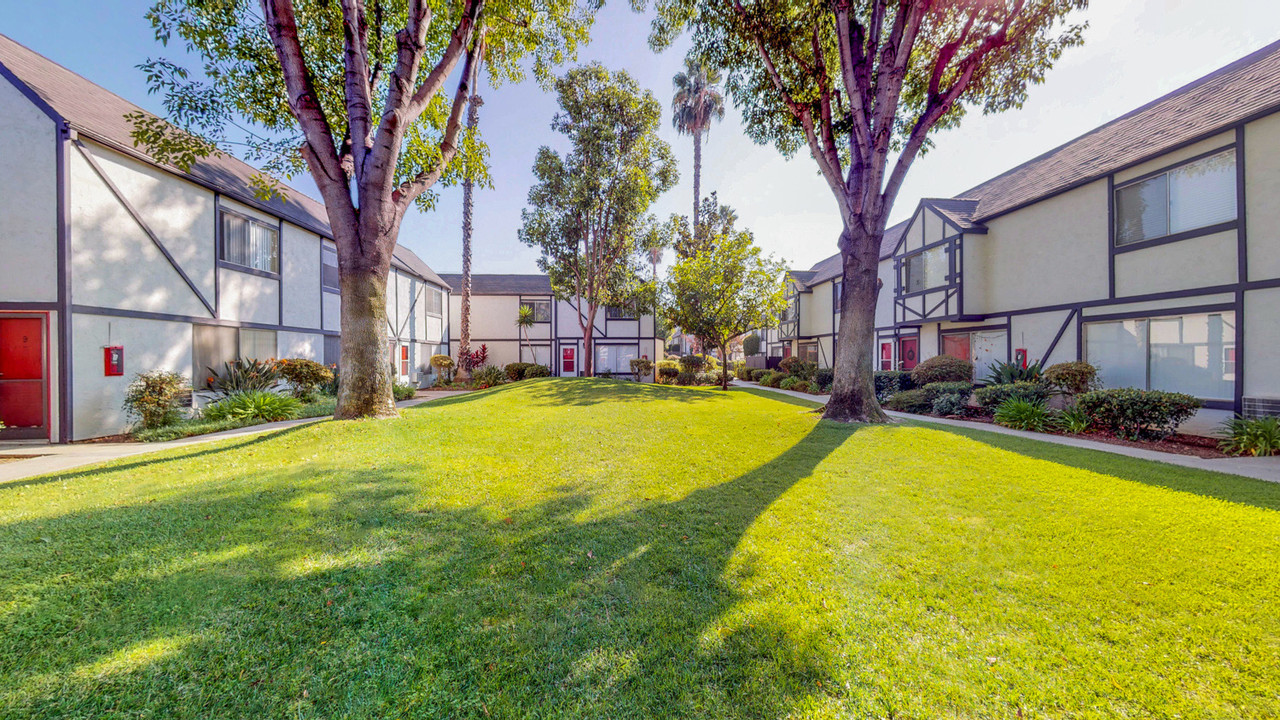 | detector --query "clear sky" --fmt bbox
[3,1,1279,275]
